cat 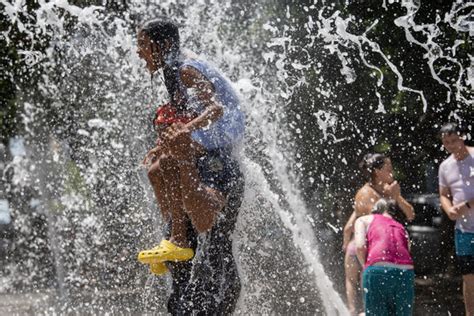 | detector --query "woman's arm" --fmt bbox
[384,181,415,221]
[394,195,415,221]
